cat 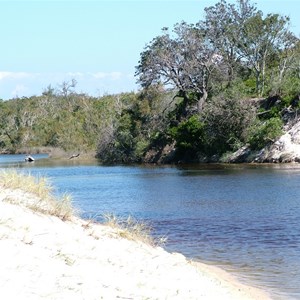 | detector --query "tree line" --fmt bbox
[0,0,300,163]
